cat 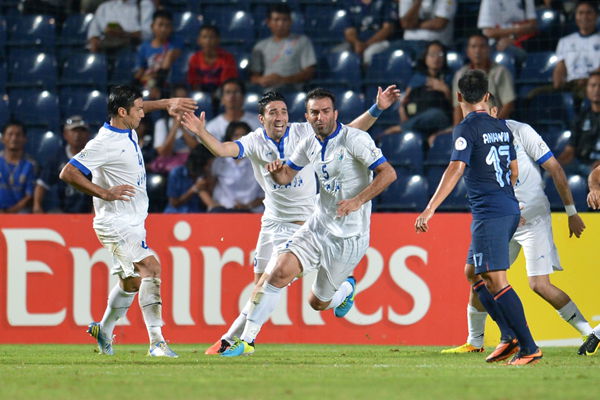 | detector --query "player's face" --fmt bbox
[425,44,445,72]
[198,28,219,51]
[467,37,489,66]
[259,100,288,139]
[305,97,338,139]
[63,127,90,152]
[152,17,172,41]
[123,98,145,130]
[587,75,600,104]
[575,4,597,34]
[221,82,244,110]
[2,124,26,151]
[267,12,291,38]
